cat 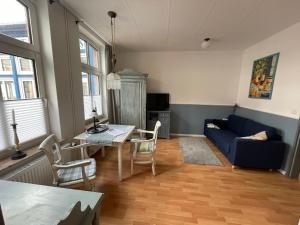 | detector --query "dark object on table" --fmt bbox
[87,124,109,134]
